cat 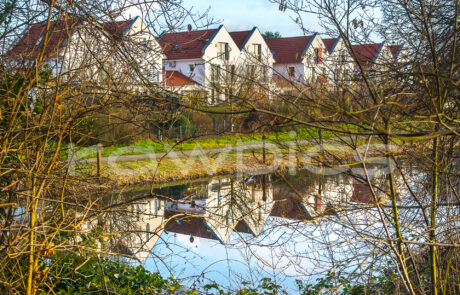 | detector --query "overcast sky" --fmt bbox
[183,0,322,37]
